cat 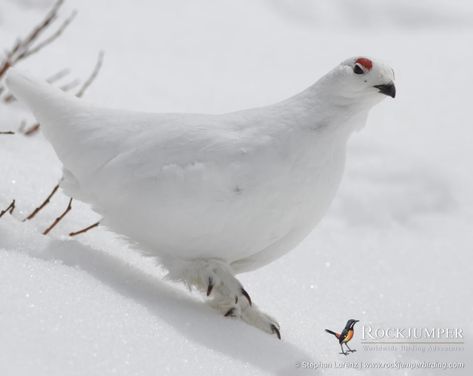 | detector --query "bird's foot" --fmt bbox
[167,258,280,339]
[348,349,357,353]
[340,352,349,356]
[241,304,281,339]
[168,258,251,306]
[208,294,281,339]
[199,259,252,307]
